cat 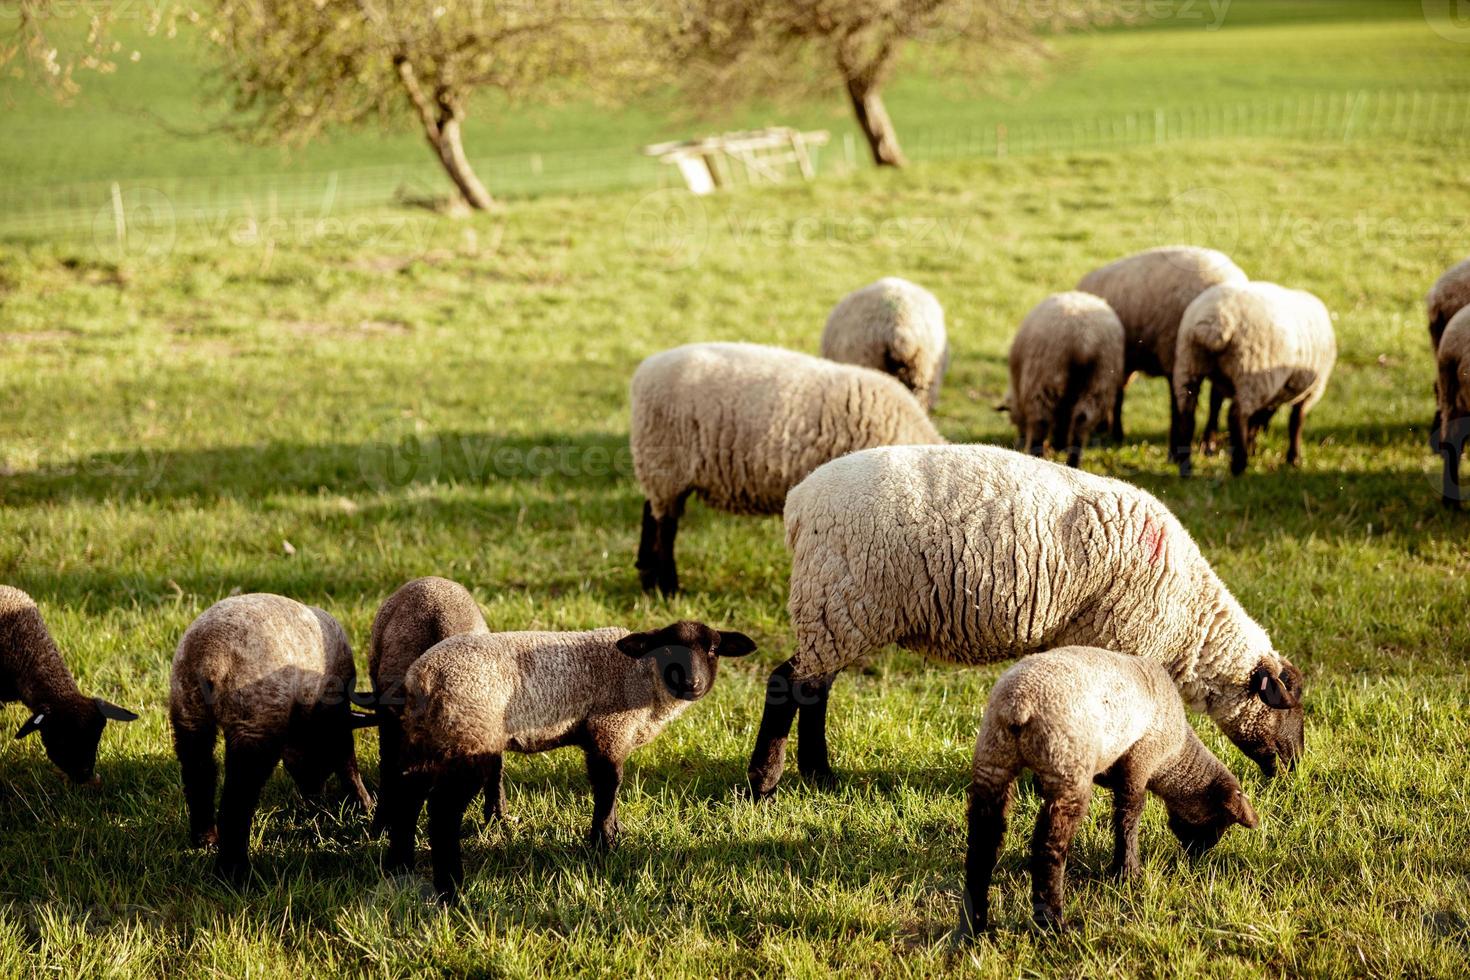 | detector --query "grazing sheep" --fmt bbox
[958,647,1262,936]
[0,586,137,783]
[169,593,376,884]
[1426,258,1470,442]
[747,444,1304,801]
[1173,281,1336,477]
[1435,306,1470,508]
[821,277,949,408]
[630,342,943,594]
[1076,246,1247,446]
[387,620,755,900]
[367,576,489,835]
[1004,292,1125,467]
